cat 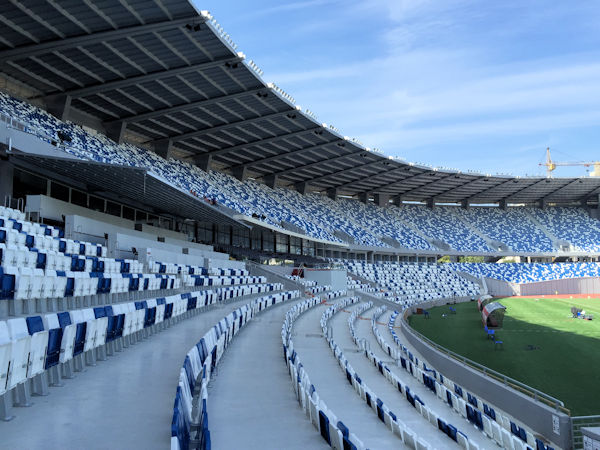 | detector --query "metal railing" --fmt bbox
[401,311,569,414]
[572,415,600,449]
